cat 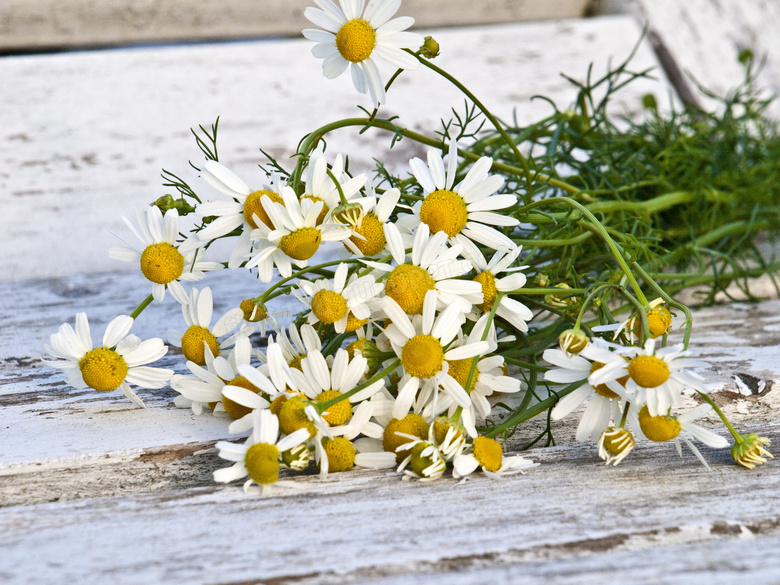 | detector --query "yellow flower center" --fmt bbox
[316,390,352,426]
[590,362,626,399]
[279,227,322,261]
[310,289,348,324]
[244,442,280,485]
[222,375,266,420]
[139,242,184,285]
[627,355,670,388]
[322,436,356,473]
[347,211,386,256]
[409,442,437,476]
[240,298,268,322]
[472,436,503,472]
[446,358,477,394]
[383,414,429,463]
[638,405,681,442]
[180,325,220,366]
[385,264,436,315]
[344,312,367,333]
[473,270,497,312]
[243,189,284,229]
[419,189,469,237]
[278,396,316,439]
[302,195,329,226]
[401,334,444,379]
[78,347,128,392]
[335,18,376,63]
